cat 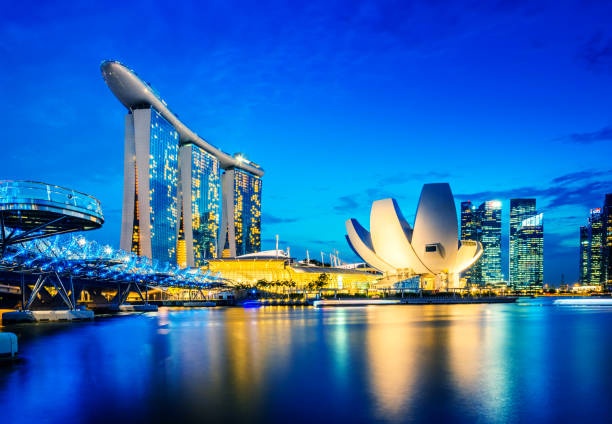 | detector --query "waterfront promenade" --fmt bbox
[1,301,612,423]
